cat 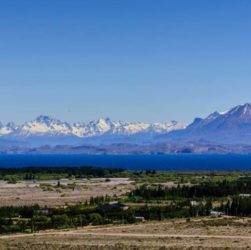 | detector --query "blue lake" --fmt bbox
[0,154,251,170]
